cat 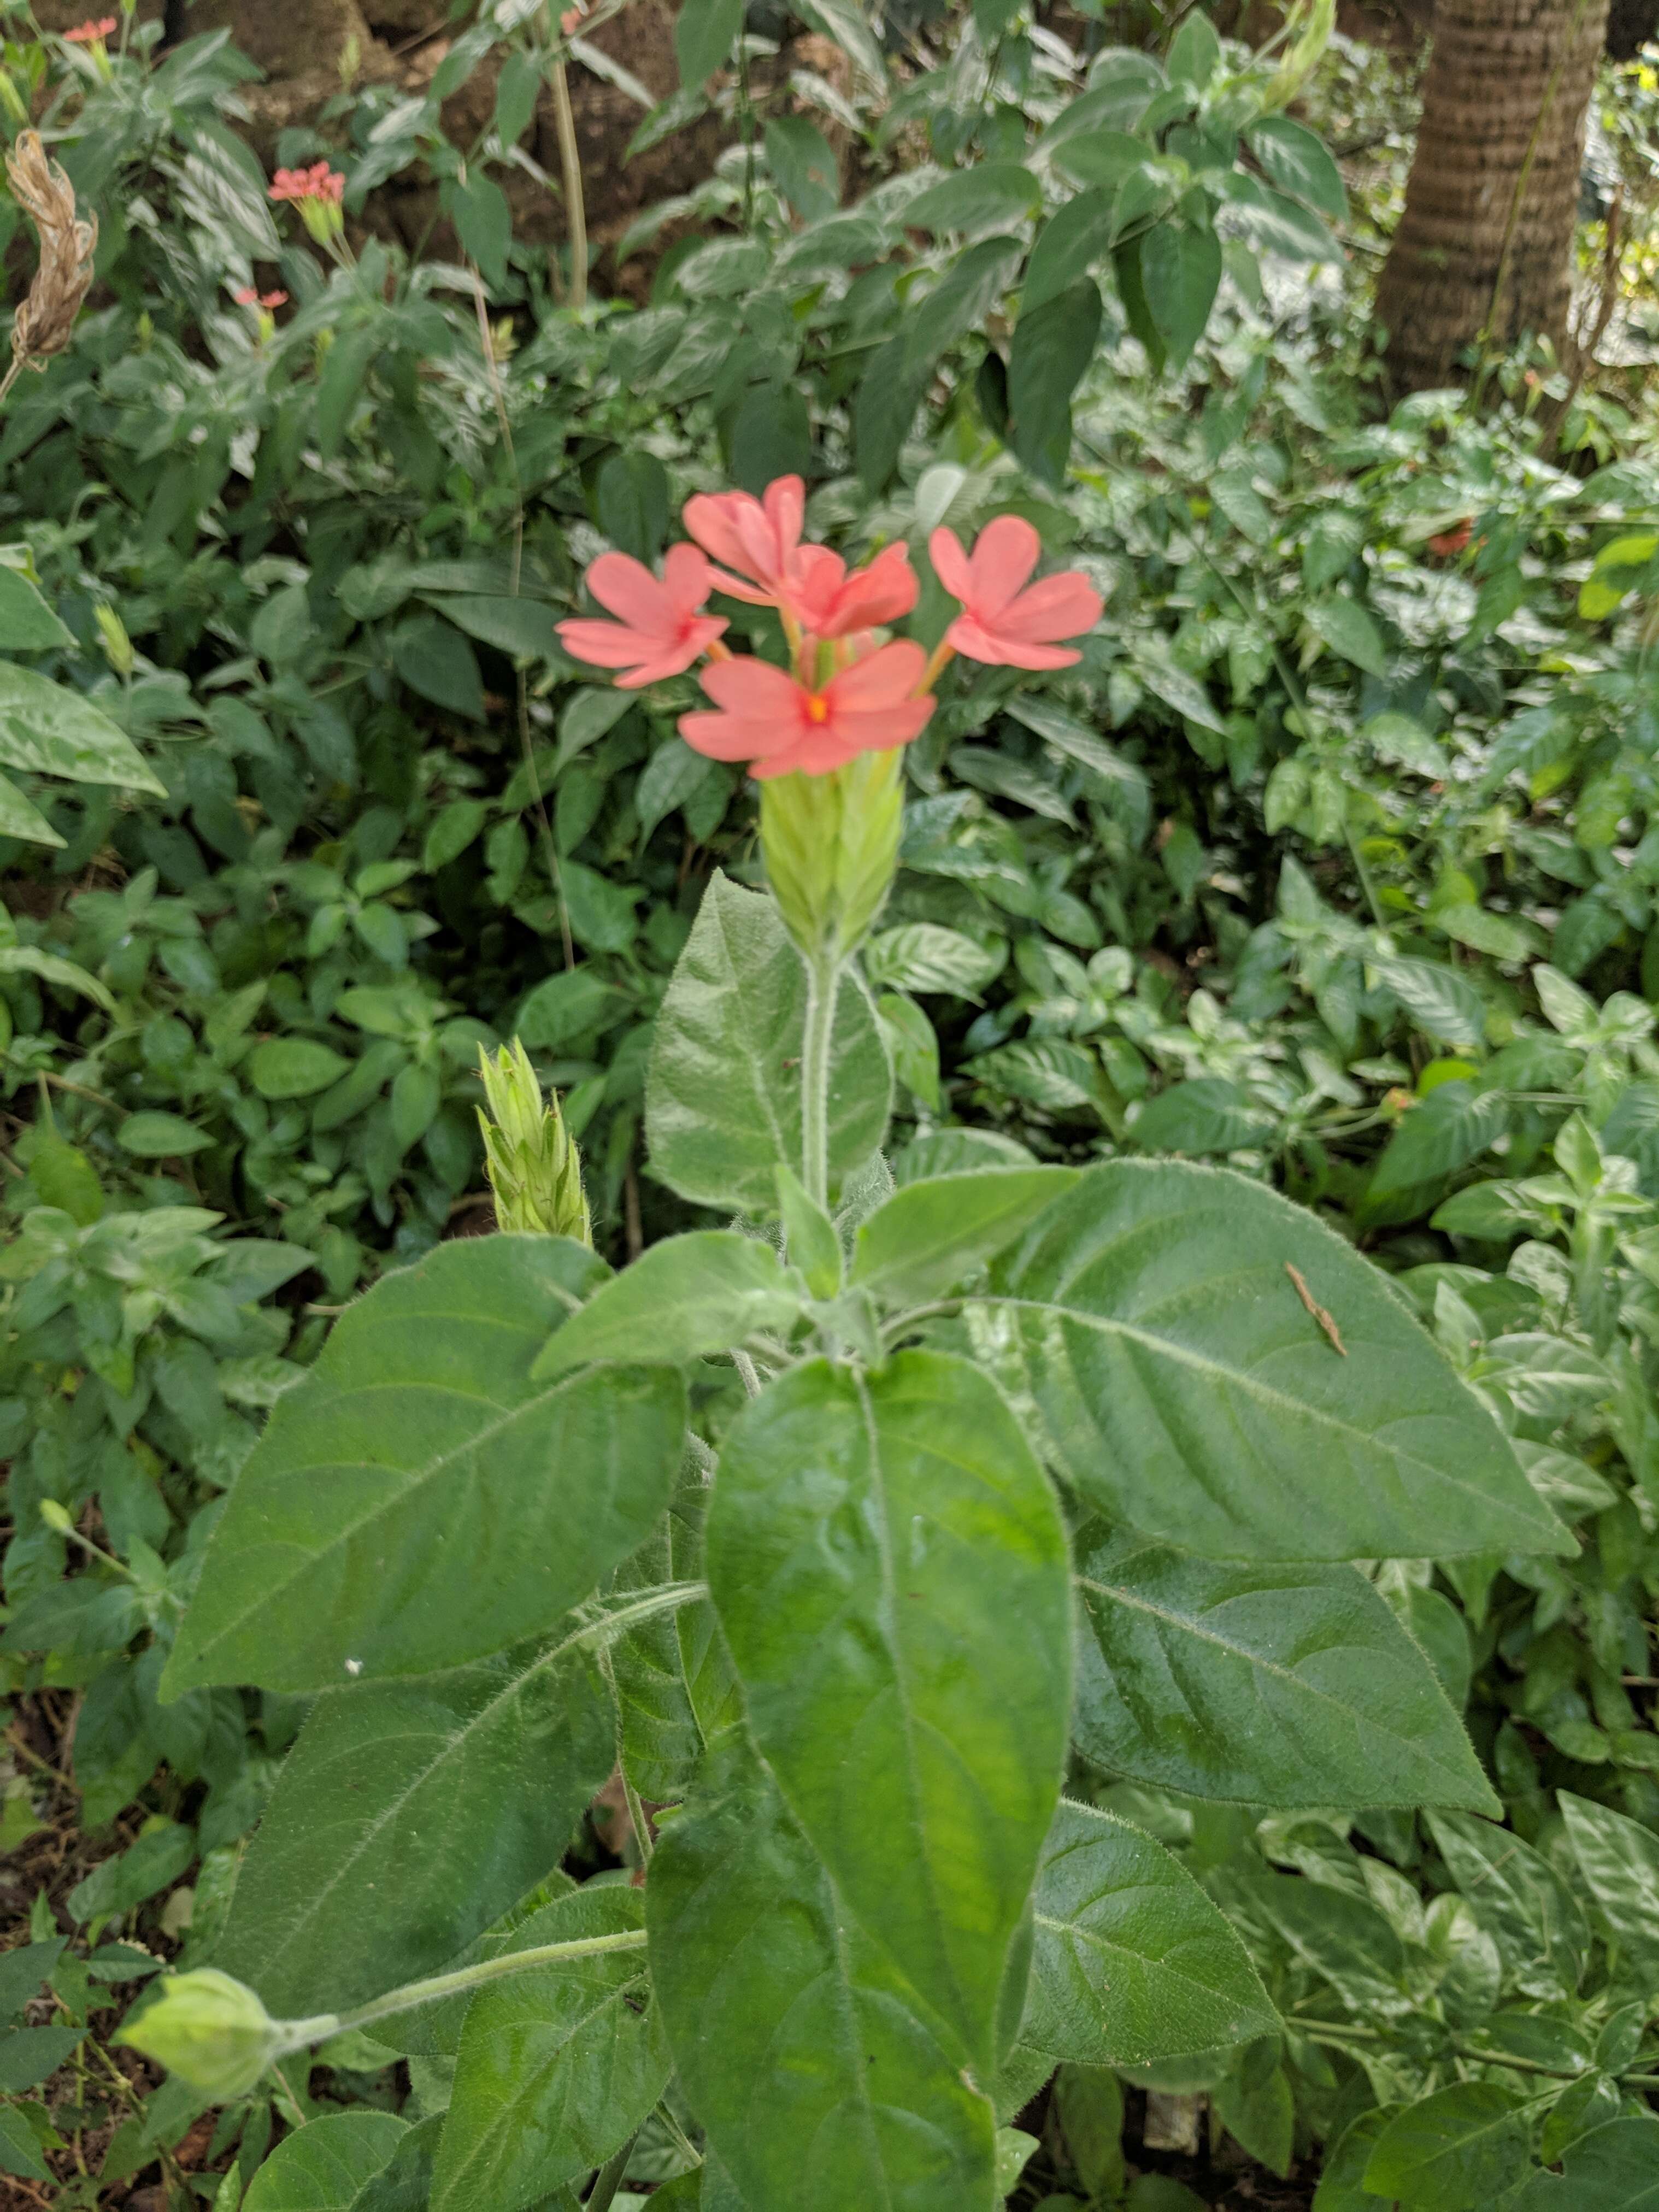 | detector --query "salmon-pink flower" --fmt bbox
[790,543,917,639]
[64,16,117,41]
[269,161,346,207]
[929,517,1102,670]
[683,476,805,607]
[234,287,287,309]
[557,546,727,689]
[680,639,933,779]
